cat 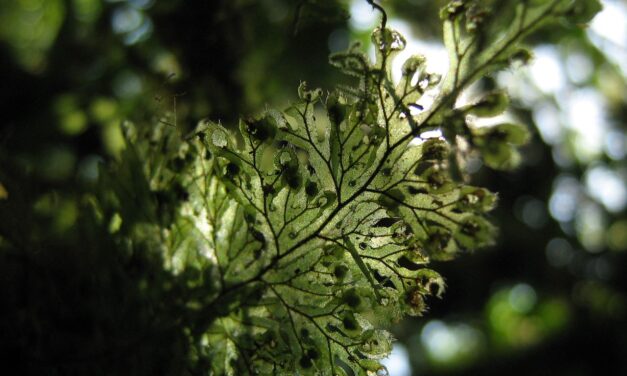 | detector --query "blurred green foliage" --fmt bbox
[0,0,625,375]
